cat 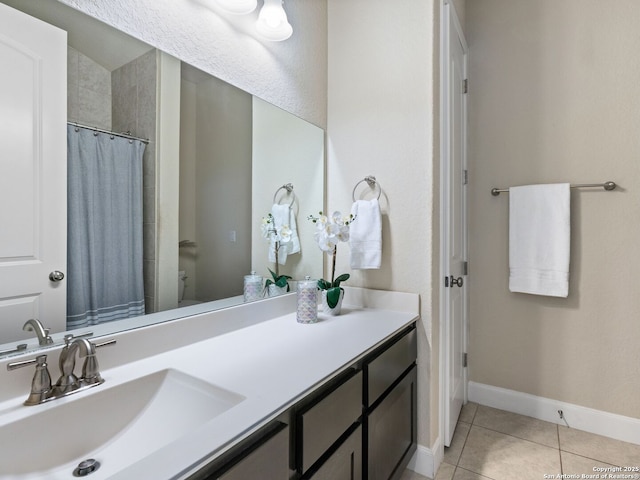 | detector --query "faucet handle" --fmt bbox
[7,355,53,406]
[76,338,116,386]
